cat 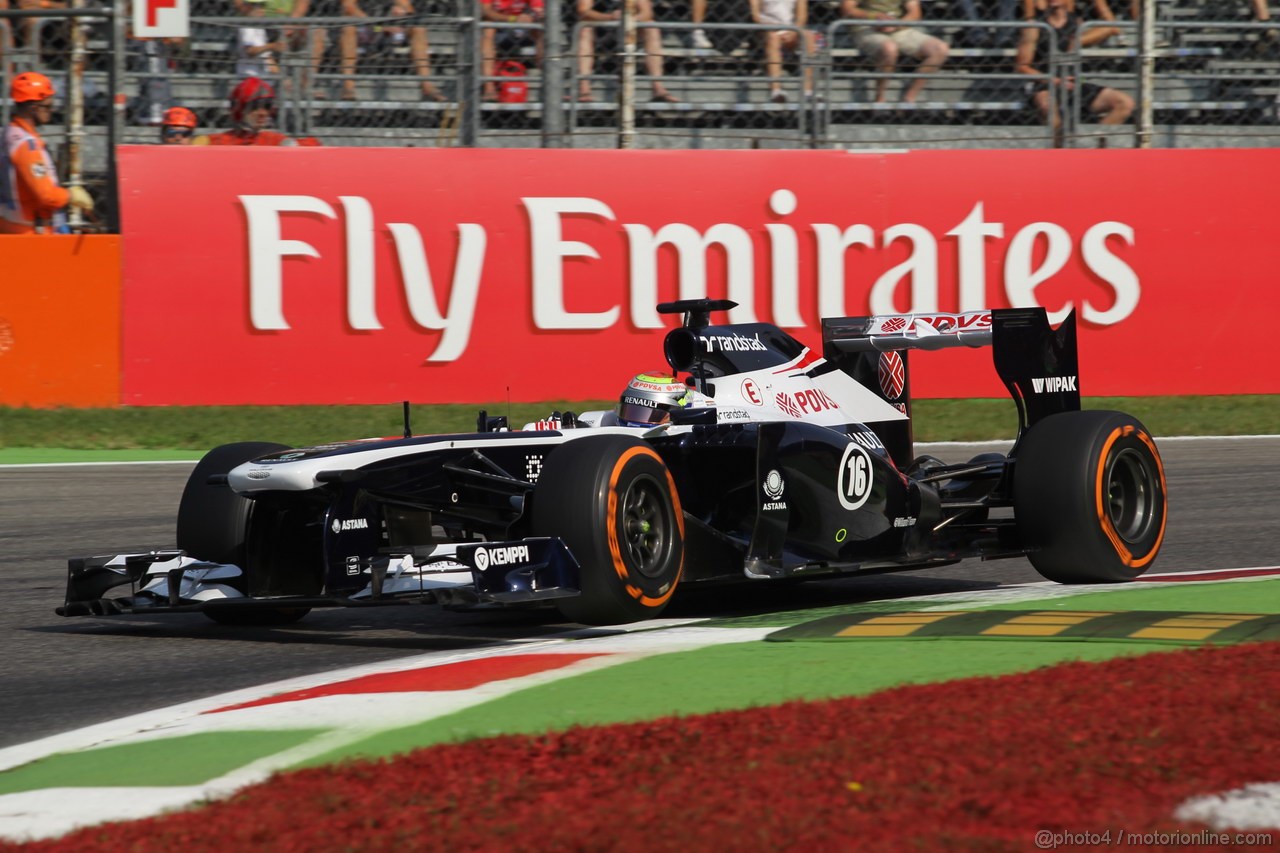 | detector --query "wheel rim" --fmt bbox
[1106,447,1158,544]
[620,474,672,579]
